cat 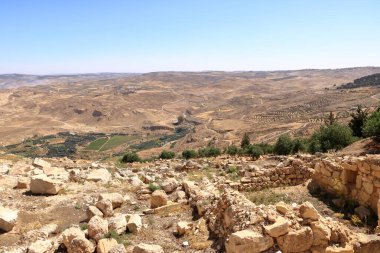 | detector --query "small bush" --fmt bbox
[244,144,263,159]
[121,152,141,163]
[198,146,221,157]
[182,149,198,159]
[292,138,307,153]
[225,145,240,156]
[159,150,175,159]
[274,134,294,155]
